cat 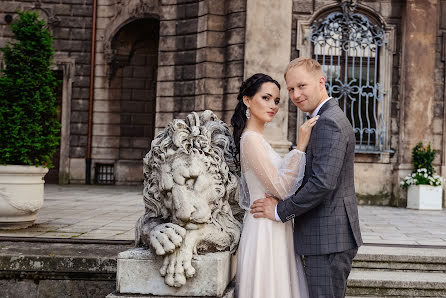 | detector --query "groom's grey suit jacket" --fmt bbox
[277,98,363,256]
